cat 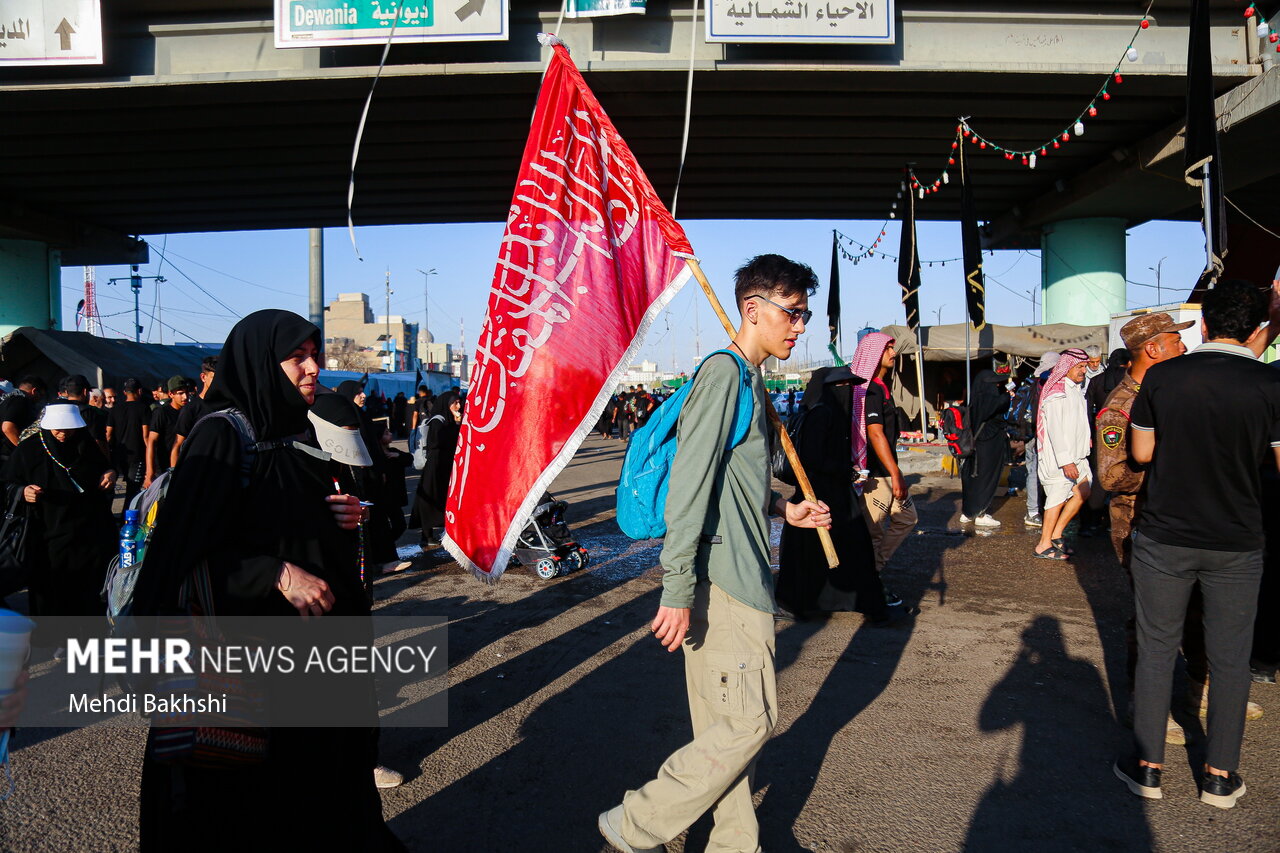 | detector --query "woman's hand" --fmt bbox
[22,485,42,504]
[0,669,29,730]
[276,561,335,620]
[785,499,832,529]
[325,494,364,530]
[99,470,116,491]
